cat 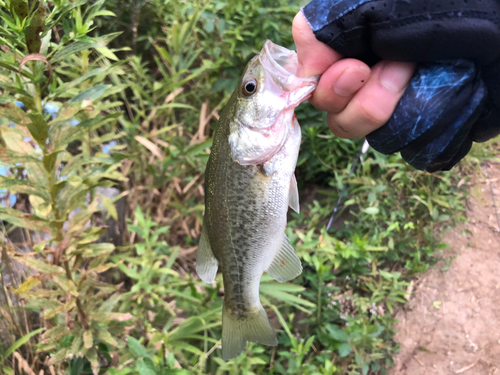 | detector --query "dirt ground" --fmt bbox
[389,161,500,375]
